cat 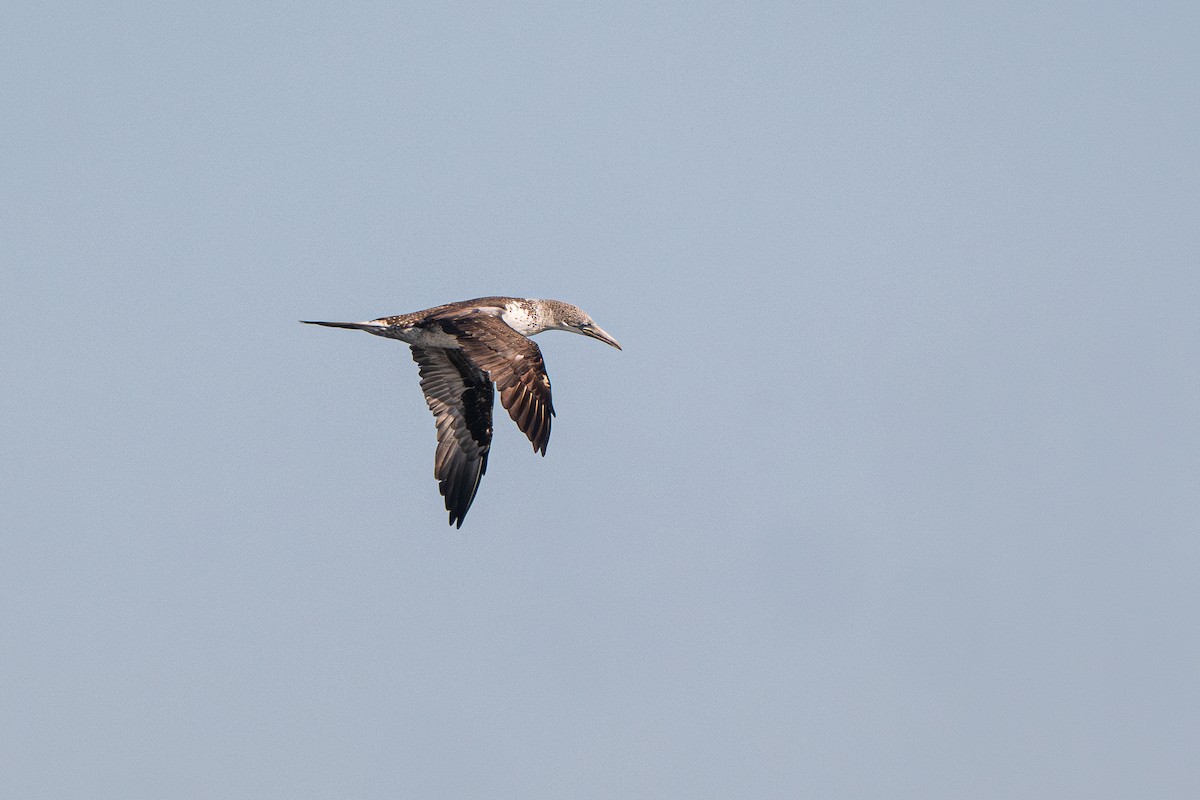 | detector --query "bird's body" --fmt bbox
[303,297,621,527]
